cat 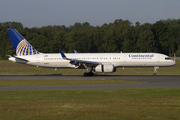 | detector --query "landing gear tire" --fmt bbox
[84,72,94,76]
[153,67,159,76]
[84,73,87,76]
